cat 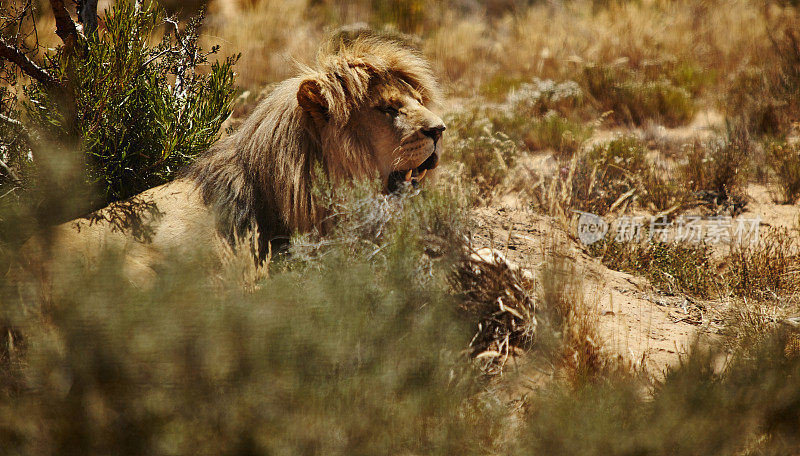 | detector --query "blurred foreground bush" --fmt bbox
[0,176,504,455]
